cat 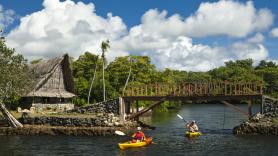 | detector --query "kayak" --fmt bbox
[185,131,202,138]
[118,137,152,150]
